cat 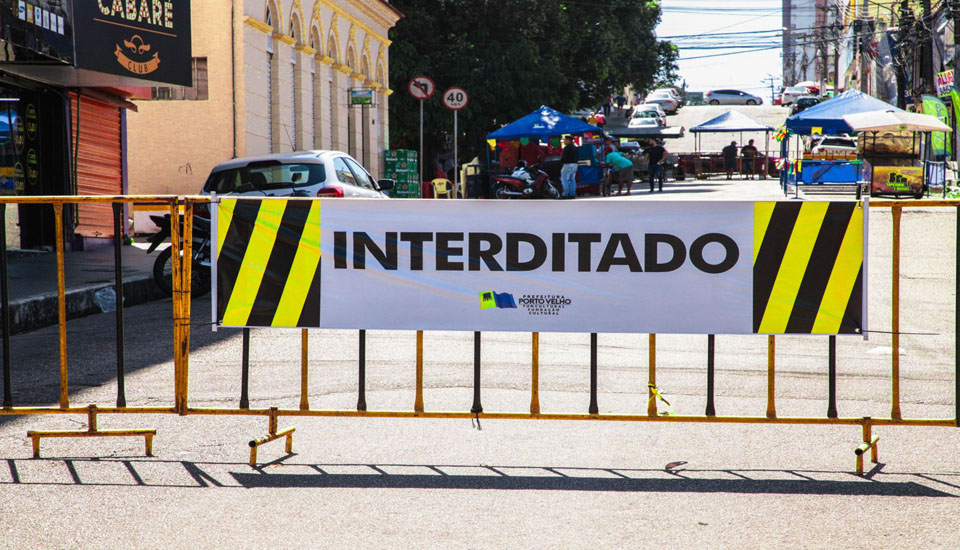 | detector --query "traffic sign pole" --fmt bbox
[441,87,469,199]
[419,100,424,185]
[408,76,436,189]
